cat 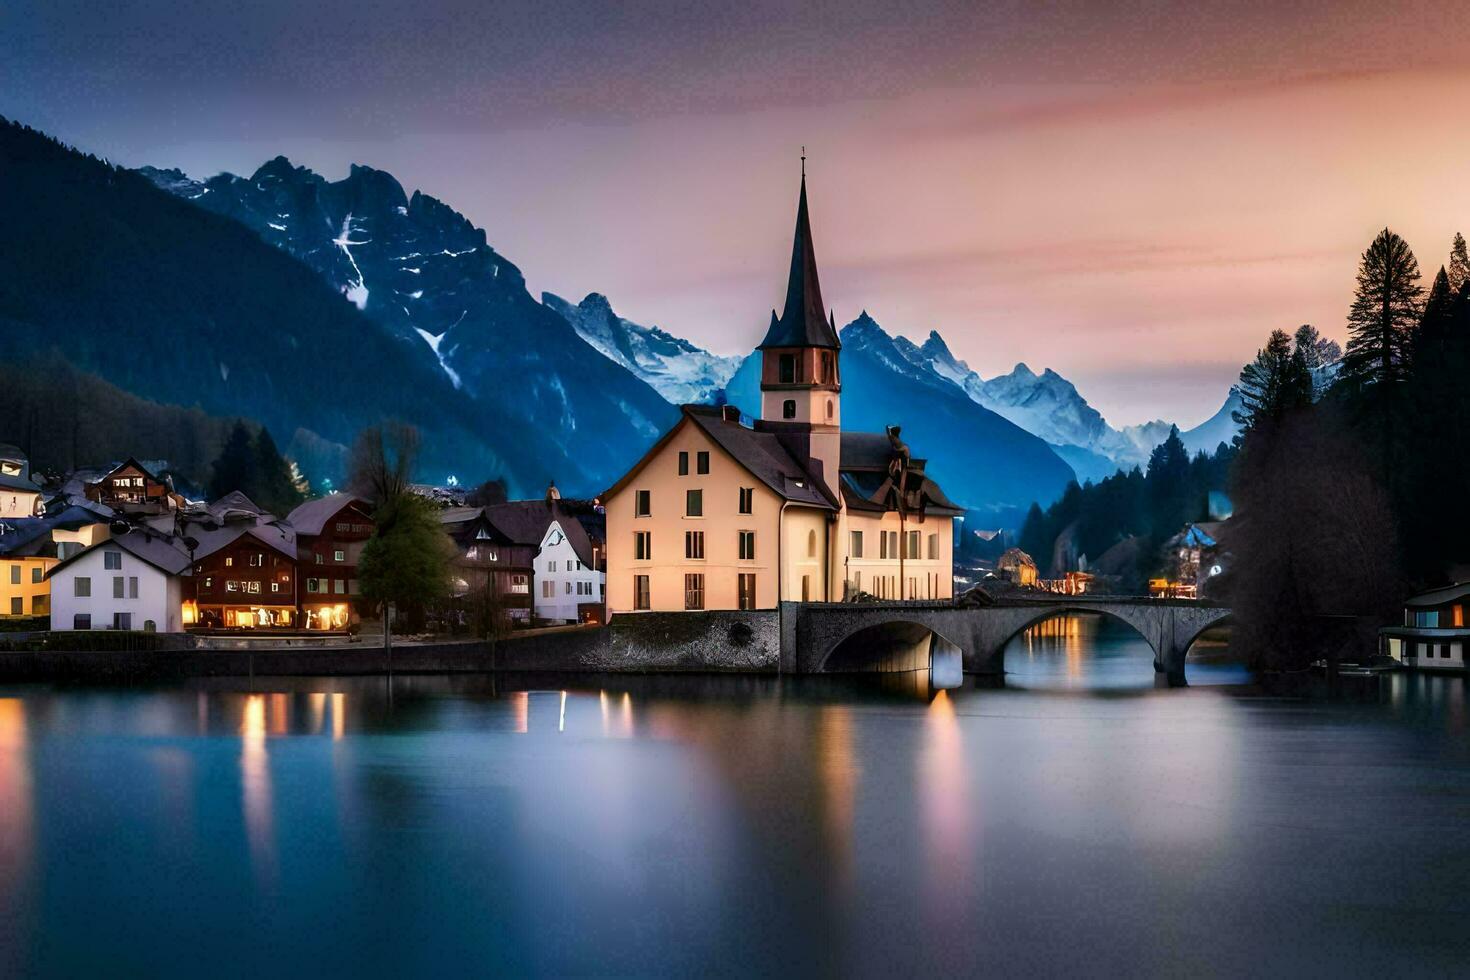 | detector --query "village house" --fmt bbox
[439,506,535,627]
[182,492,300,630]
[996,548,1038,587]
[1382,584,1470,672]
[83,457,185,515]
[0,444,45,520]
[0,506,113,619]
[603,172,961,614]
[46,529,191,632]
[285,493,374,631]
[484,491,607,625]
